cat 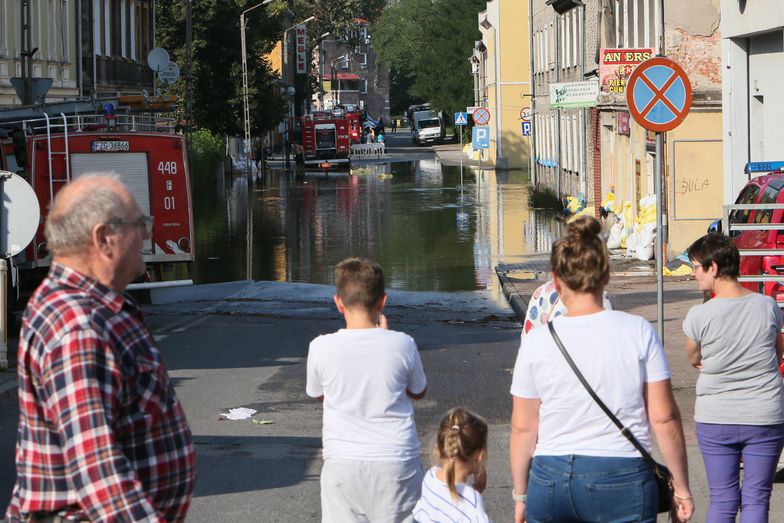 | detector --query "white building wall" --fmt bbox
[721,0,784,203]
